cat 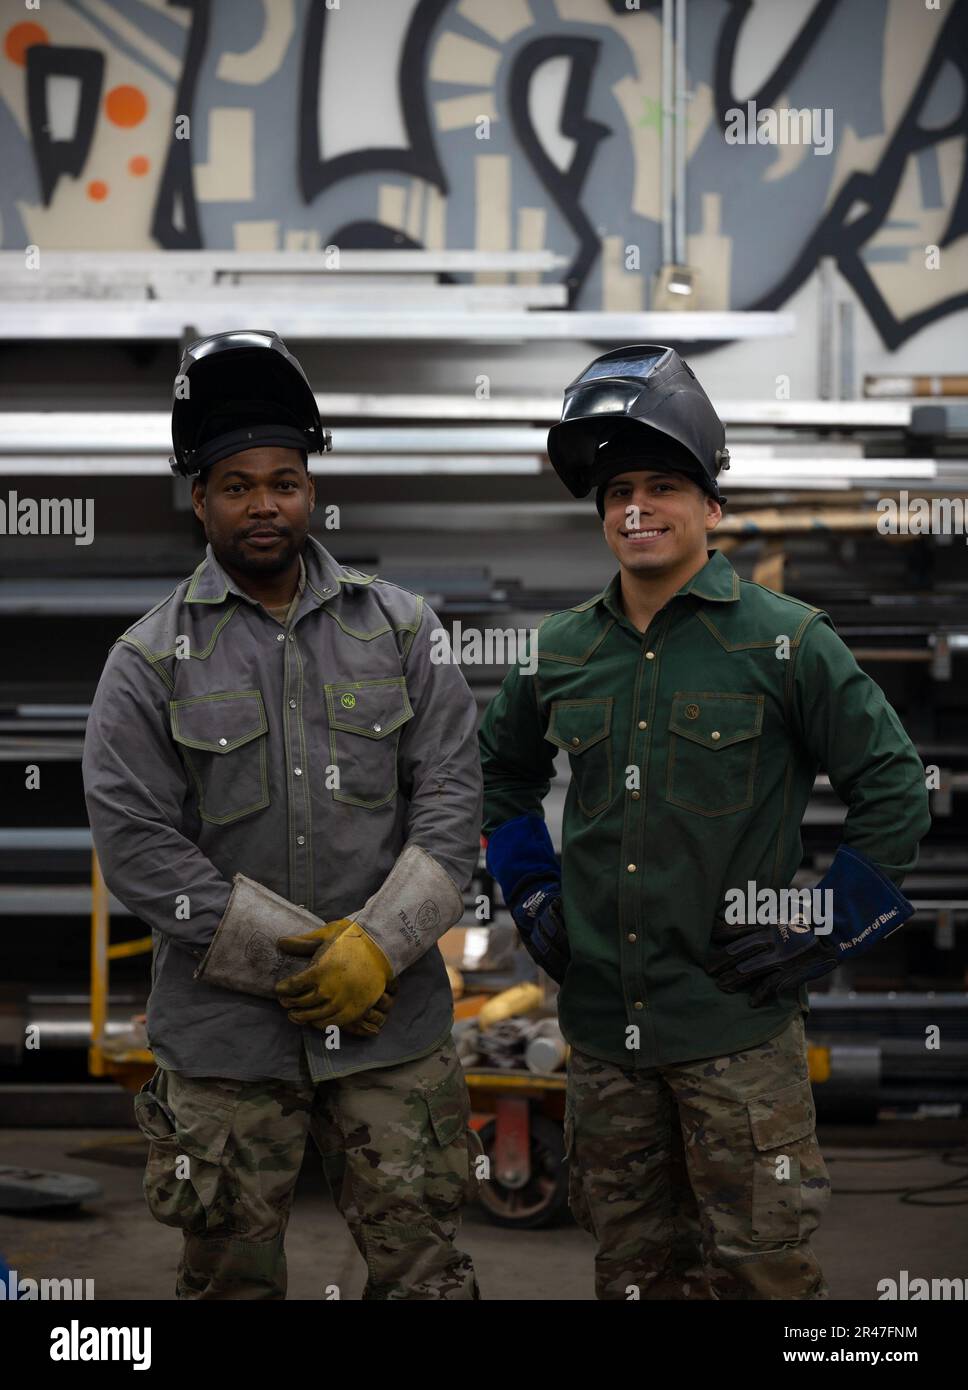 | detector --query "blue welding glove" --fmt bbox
[485,814,570,984]
[707,844,914,1008]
